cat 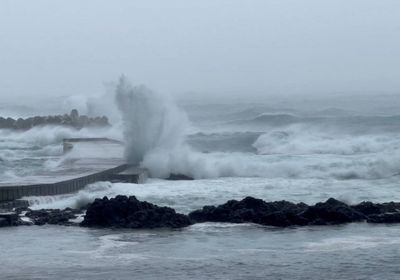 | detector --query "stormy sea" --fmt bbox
[1,83,400,279]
